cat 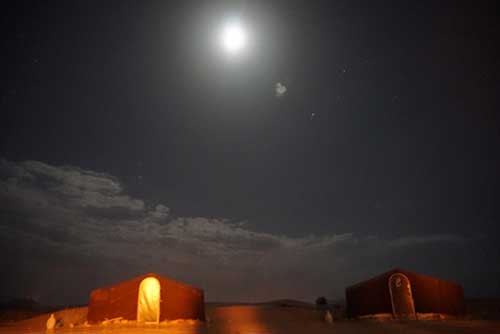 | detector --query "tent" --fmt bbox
[345,268,464,319]
[87,273,205,323]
